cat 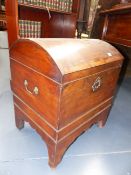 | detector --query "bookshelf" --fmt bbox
[18,2,72,14]
[18,3,72,14]
[6,0,80,47]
